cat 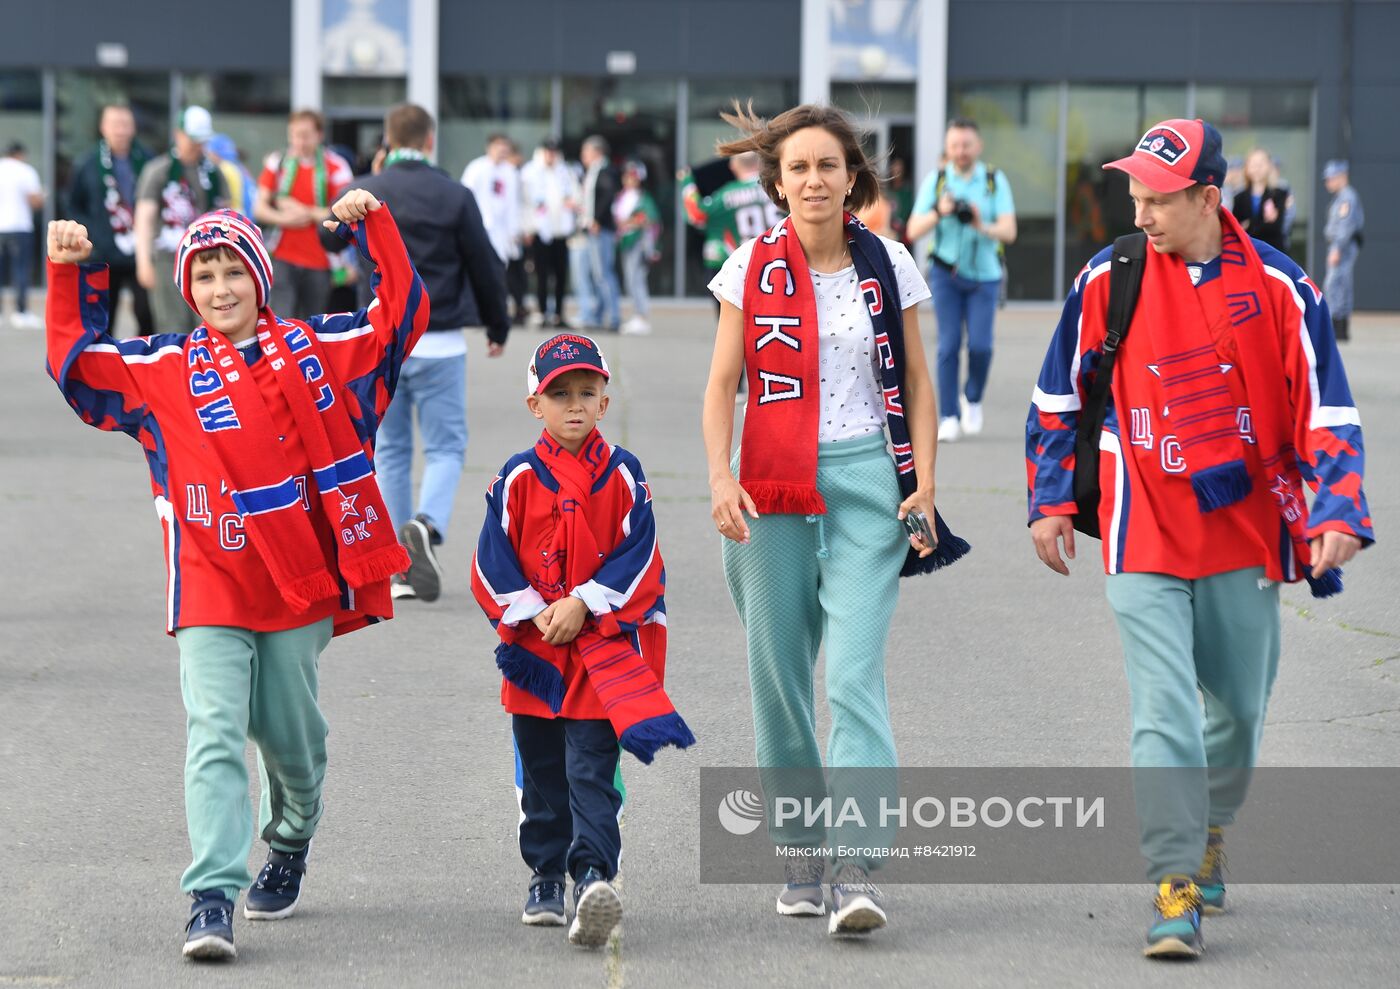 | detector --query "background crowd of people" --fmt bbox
[0,100,1370,351]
